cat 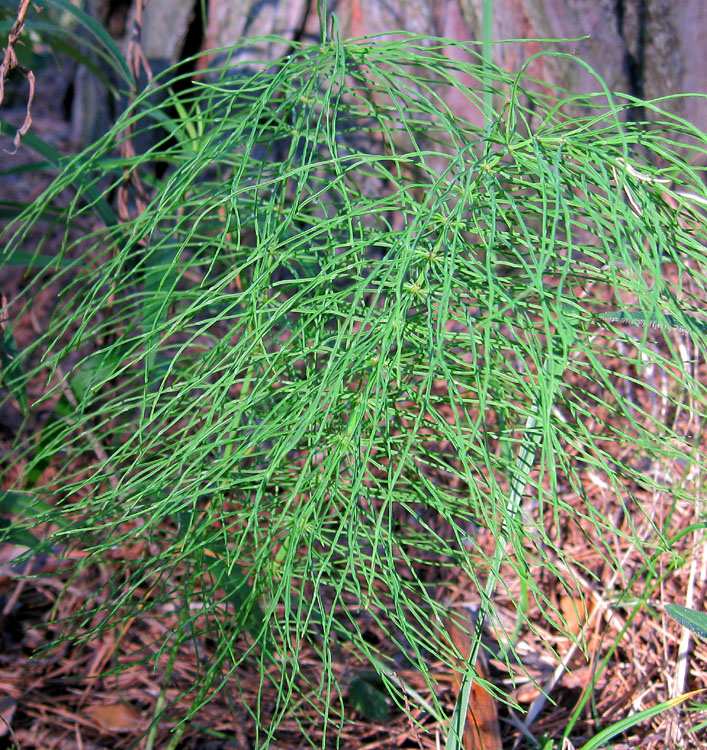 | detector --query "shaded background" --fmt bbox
[68,0,706,152]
